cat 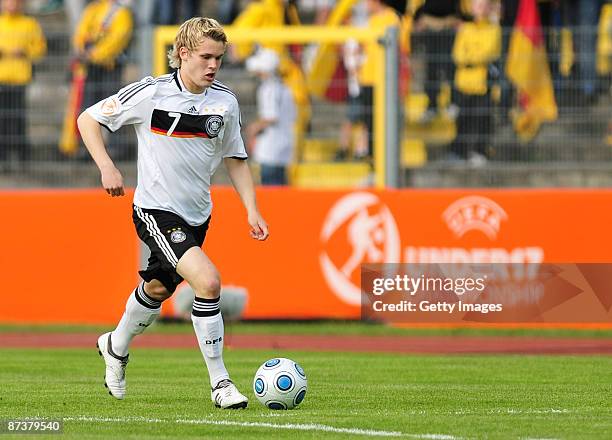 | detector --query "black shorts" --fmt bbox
[132,205,211,293]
